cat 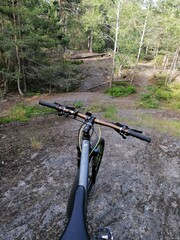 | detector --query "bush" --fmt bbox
[155,88,173,100]
[140,80,180,109]
[153,55,164,66]
[105,84,136,97]
[140,93,159,109]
